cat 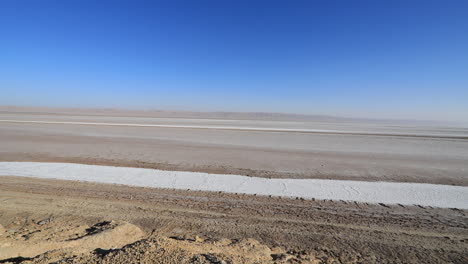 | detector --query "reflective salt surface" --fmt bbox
[1,162,467,209]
